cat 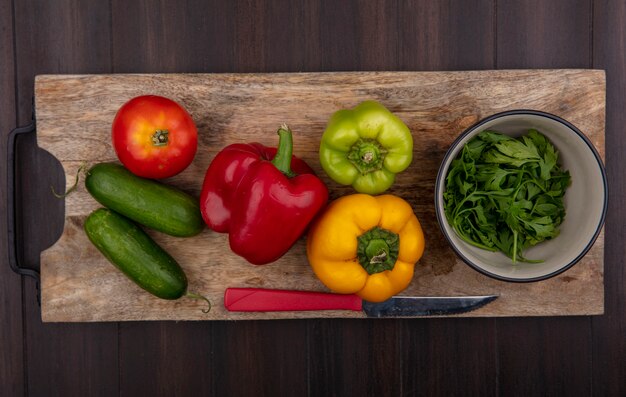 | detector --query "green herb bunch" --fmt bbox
[443,129,571,263]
